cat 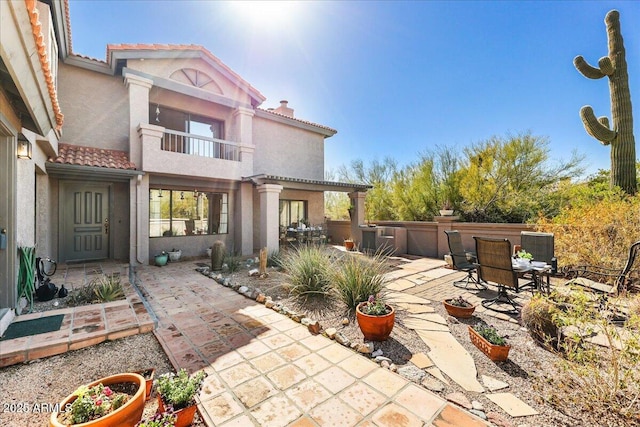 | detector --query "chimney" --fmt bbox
[274,100,294,118]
